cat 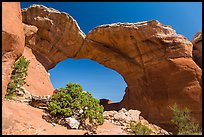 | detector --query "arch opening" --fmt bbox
[48,58,127,108]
